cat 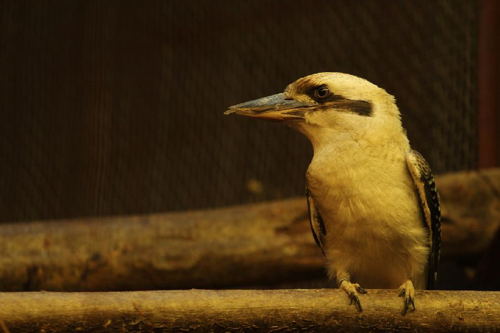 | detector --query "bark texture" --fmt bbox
[0,289,499,332]
[438,168,500,256]
[0,169,498,291]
